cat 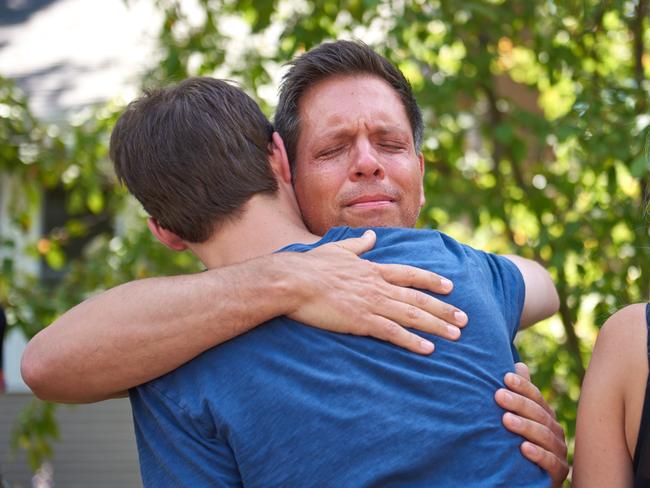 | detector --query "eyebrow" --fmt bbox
[317,123,410,142]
